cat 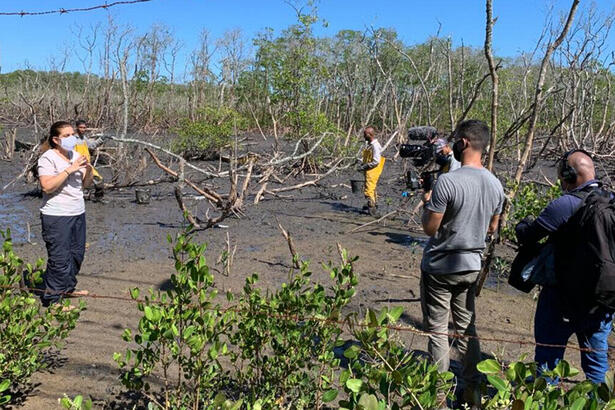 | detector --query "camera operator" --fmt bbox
[420,120,505,401]
[419,138,460,203]
[433,138,461,174]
